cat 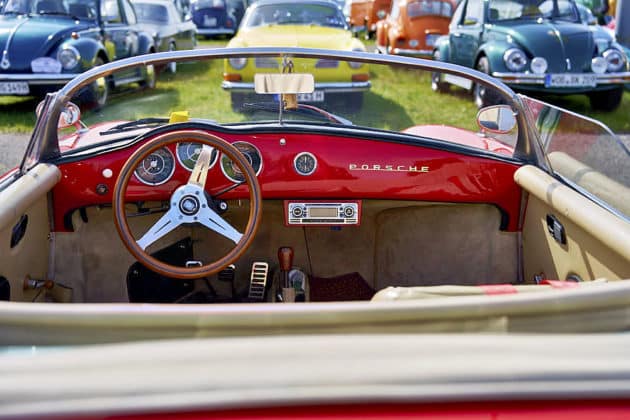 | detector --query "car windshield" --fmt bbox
[1,0,98,17]
[242,3,346,28]
[133,2,169,22]
[192,0,226,9]
[407,0,453,18]
[488,0,580,22]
